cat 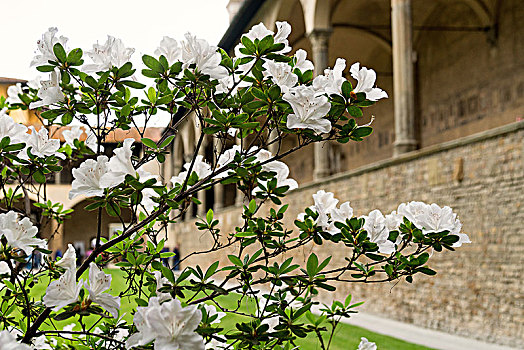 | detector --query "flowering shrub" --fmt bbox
[0,22,470,349]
